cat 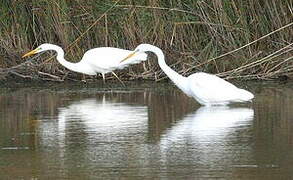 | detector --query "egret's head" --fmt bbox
[22,43,52,58]
[120,44,156,63]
